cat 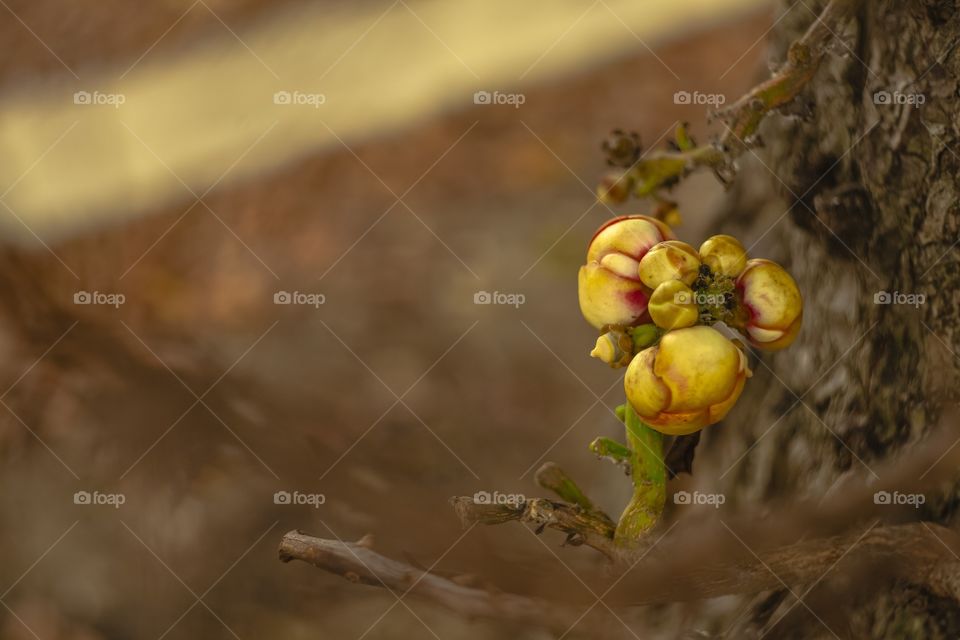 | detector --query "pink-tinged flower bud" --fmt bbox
[736,258,803,351]
[699,234,748,277]
[624,325,750,435]
[578,215,674,329]
[638,241,700,289]
[648,280,698,330]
